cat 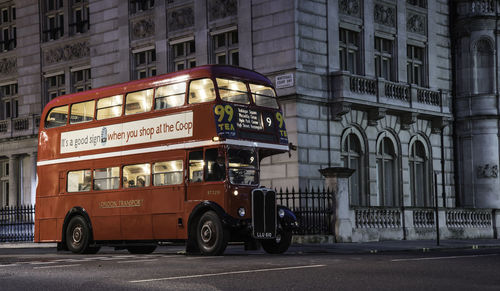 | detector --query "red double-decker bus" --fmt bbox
[35,65,297,255]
